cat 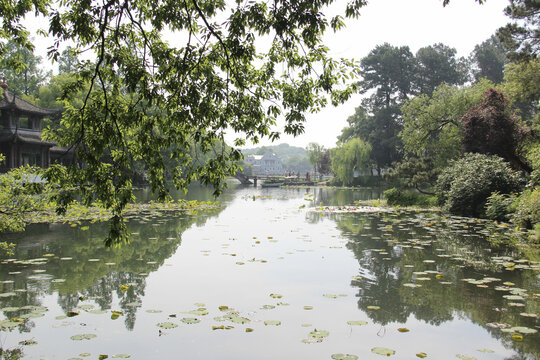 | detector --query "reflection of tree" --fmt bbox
[331,212,539,359]
[1,202,224,332]
[0,346,22,359]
